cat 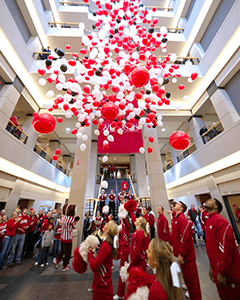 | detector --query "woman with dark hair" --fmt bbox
[88,220,119,300]
[147,238,181,300]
